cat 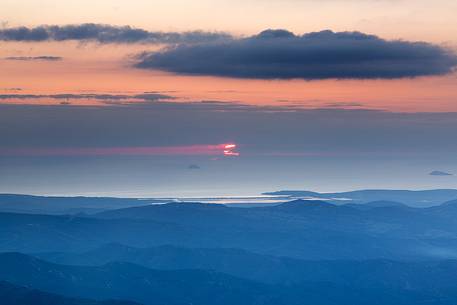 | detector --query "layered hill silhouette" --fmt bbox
[34,242,457,286]
[2,189,457,215]
[264,189,457,207]
[2,199,457,259]
[0,252,279,305]
[0,194,163,215]
[0,281,139,305]
[2,193,457,304]
[3,252,457,305]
